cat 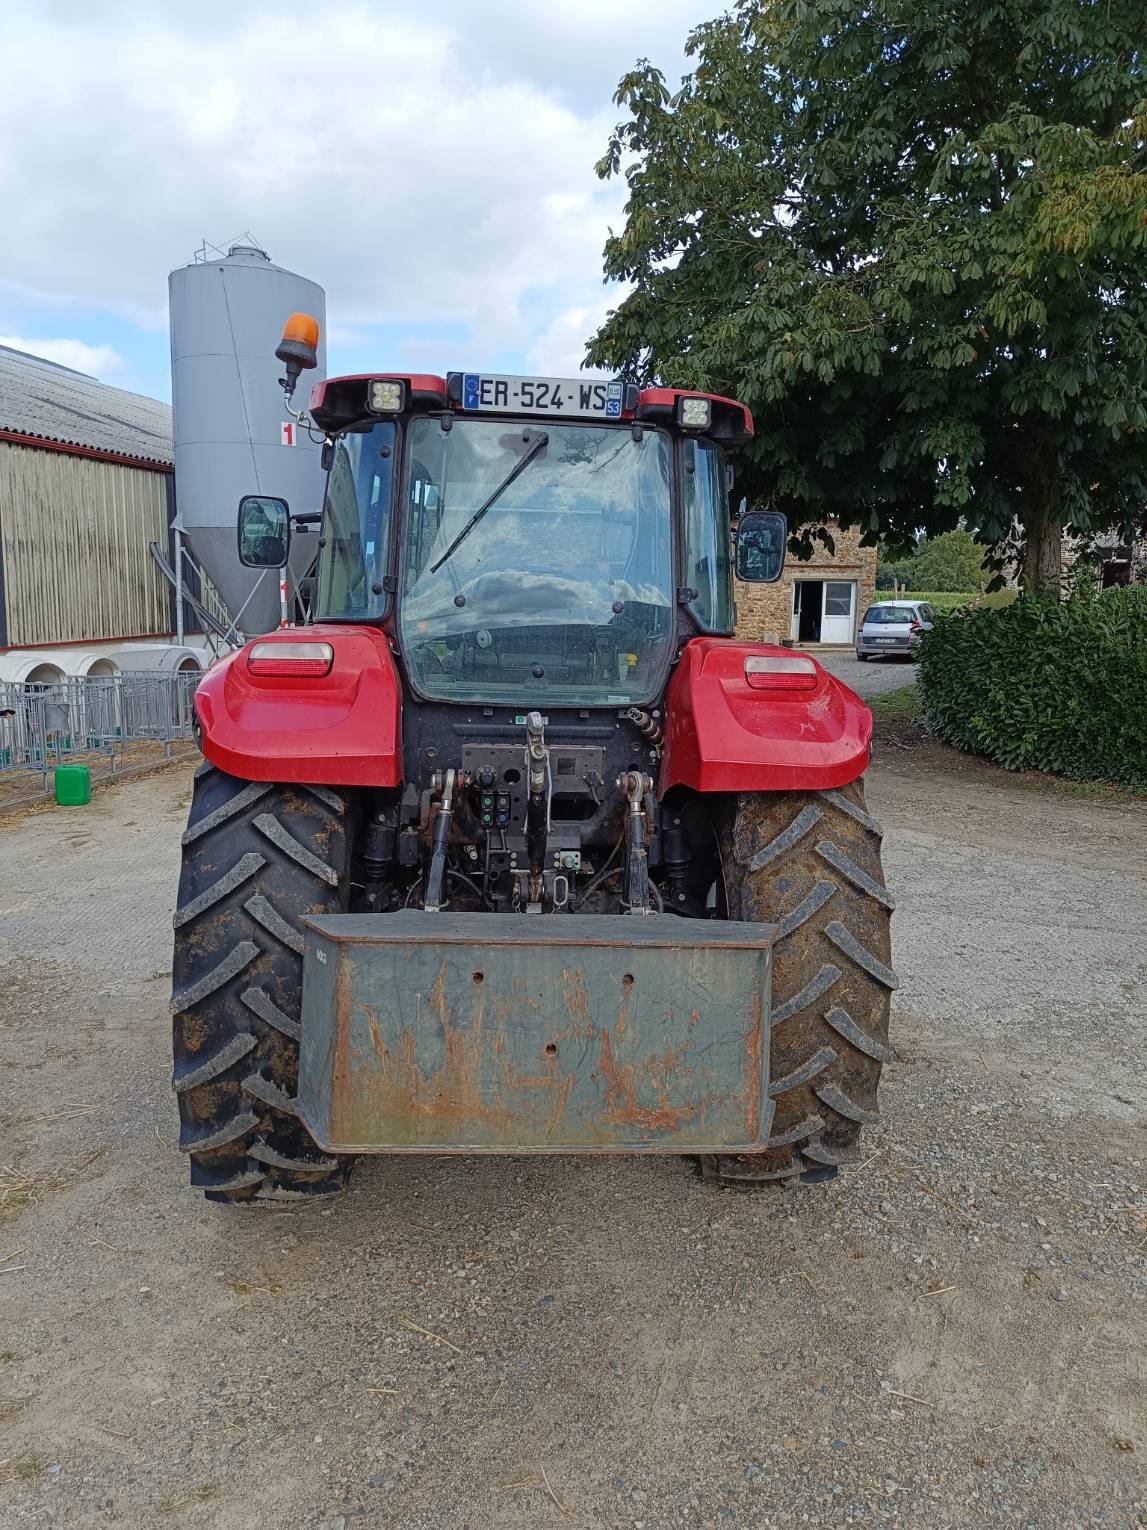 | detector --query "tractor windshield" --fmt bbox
[399,418,674,705]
